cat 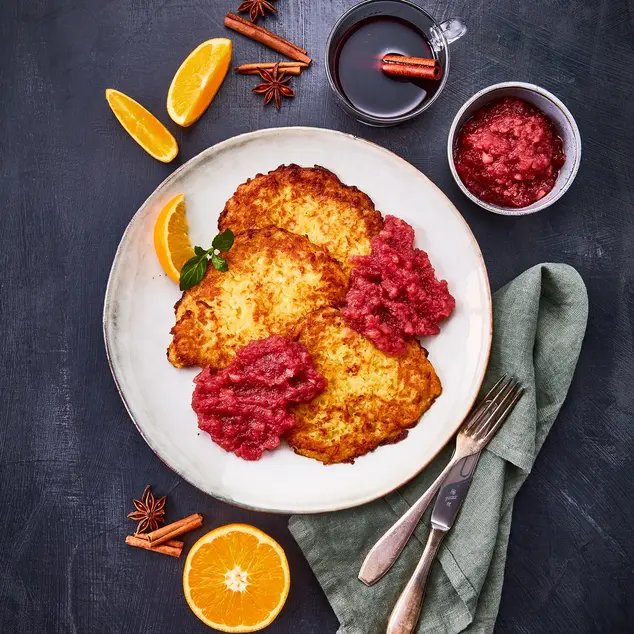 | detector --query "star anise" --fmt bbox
[127,485,166,534]
[252,63,295,109]
[238,0,277,22]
